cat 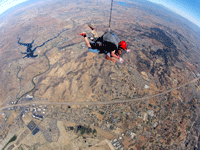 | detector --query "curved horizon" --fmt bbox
[148,0,200,28]
[0,0,200,28]
[0,0,28,15]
